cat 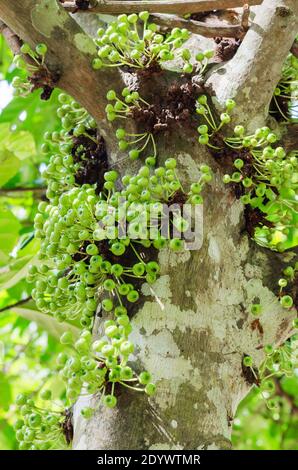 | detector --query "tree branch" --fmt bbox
[150,13,246,38]
[0,20,22,55]
[0,0,124,126]
[0,187,46,197]
[206,0,298,130]
[0,297,32,314]
[63,0,263,15]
